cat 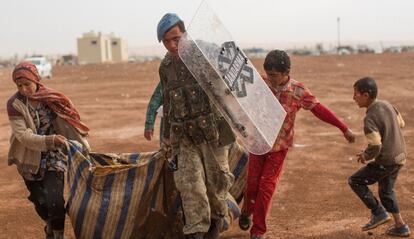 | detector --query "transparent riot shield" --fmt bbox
[178,1,286,155]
